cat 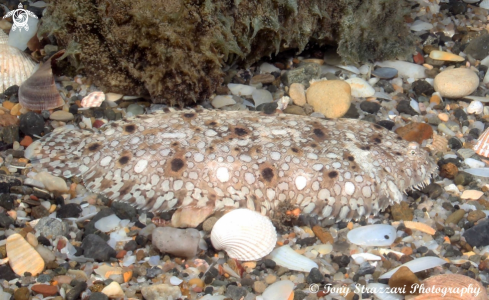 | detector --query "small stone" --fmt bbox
[372,67,398,79]
[19,111,44,136]
[306,80,351,118]
[429,50,465,62]
[66,282,87,300]
[56,203,82,218]
[252,89,273,107]
[446,209,466,225]
[101,281,124,298]
[283,105,306,115]
[253,281,266,294]
[14,287,30,300]
[412,80,435,96]
[49,111,74,122]
[35,217,69,238]
[19,135,33,147]
[152,227,200,258]
[464,219,489,247]
[33,172,69,193]
[359,101,381,114]
[0,214,14,228]
[281,63,320,87]
[440,162,458,179]
[312,225,334,244]
[395,122,433,144]
[126,104,144,116]
[81,234,116,261]
[89,292,109,300]
[7,233,45,276]
[256,102,278,114]
[264,274,277,284]
[203,217,218,233]
[289,83,306,106]
[225,285,247,300]
[391,202,414,221]
[211,95,236,109]
[465,34,489,60]
[467,210,486,223]
[31,205,49,219]
[434,68,479,98]
[250,74,275,85]
[141,284,181,300]
[306,268,324,284]
[396,100,418,116]
[388,266,420,295]
[454,172,474,186]
[461,190,484,200]
[31,284,58,297]
[448,137,463,150]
